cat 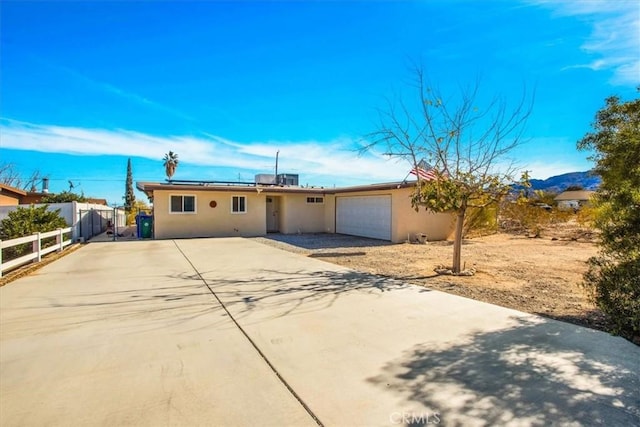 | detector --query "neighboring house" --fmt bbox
[554,190,595,210]
[20,191,50,204]
[0,184,27,206]
[86,198,108,206]
[136,180,455,243]
[16,178,54,204]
